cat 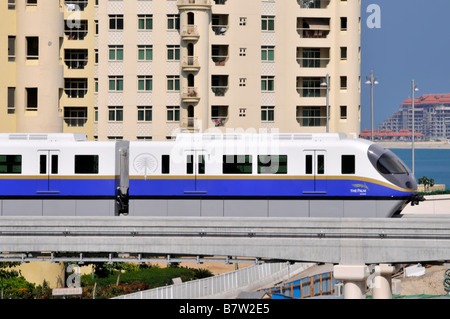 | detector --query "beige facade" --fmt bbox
[1,0,361,141]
